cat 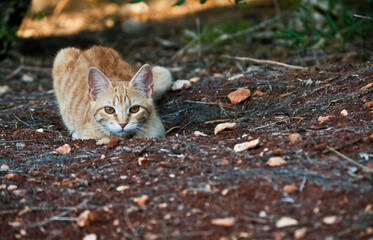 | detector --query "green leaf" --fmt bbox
[200,0,207,3]
[129,0,144,4]
[325,13,337,34]
[173,0,185,6]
